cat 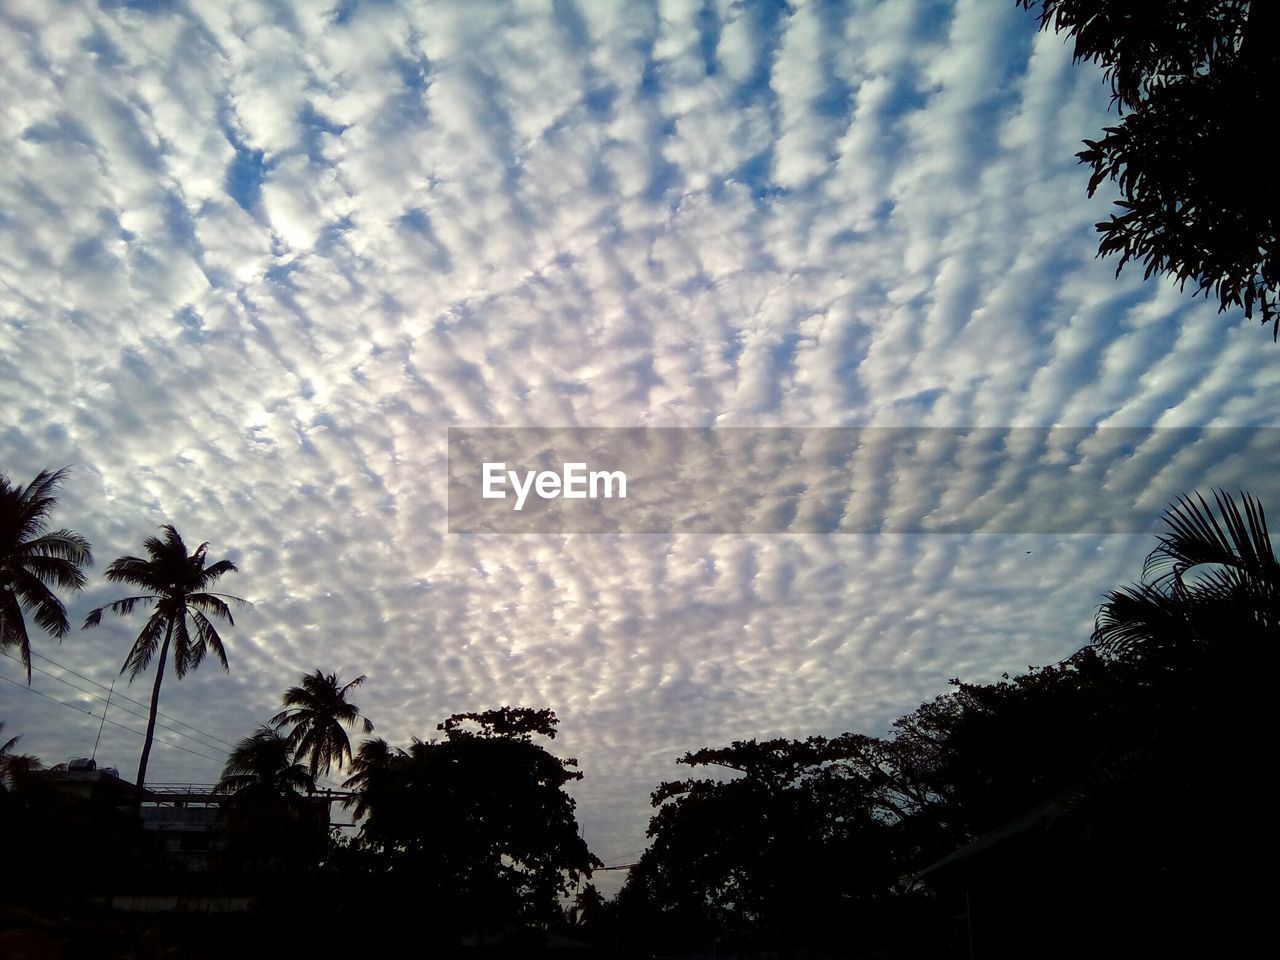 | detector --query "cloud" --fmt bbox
[2,0,1271,896]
